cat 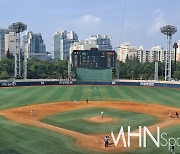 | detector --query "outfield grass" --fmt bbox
[0,85,179,154]
[0,85,179,109]
[132,124,180,154]
[41,108,159,134]
[0,116,93,154]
